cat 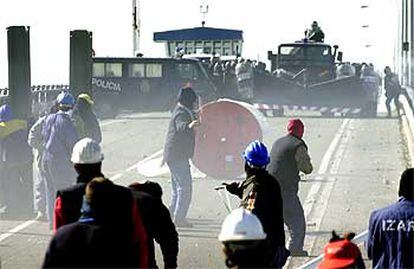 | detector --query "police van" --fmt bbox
[92,57,217,117]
